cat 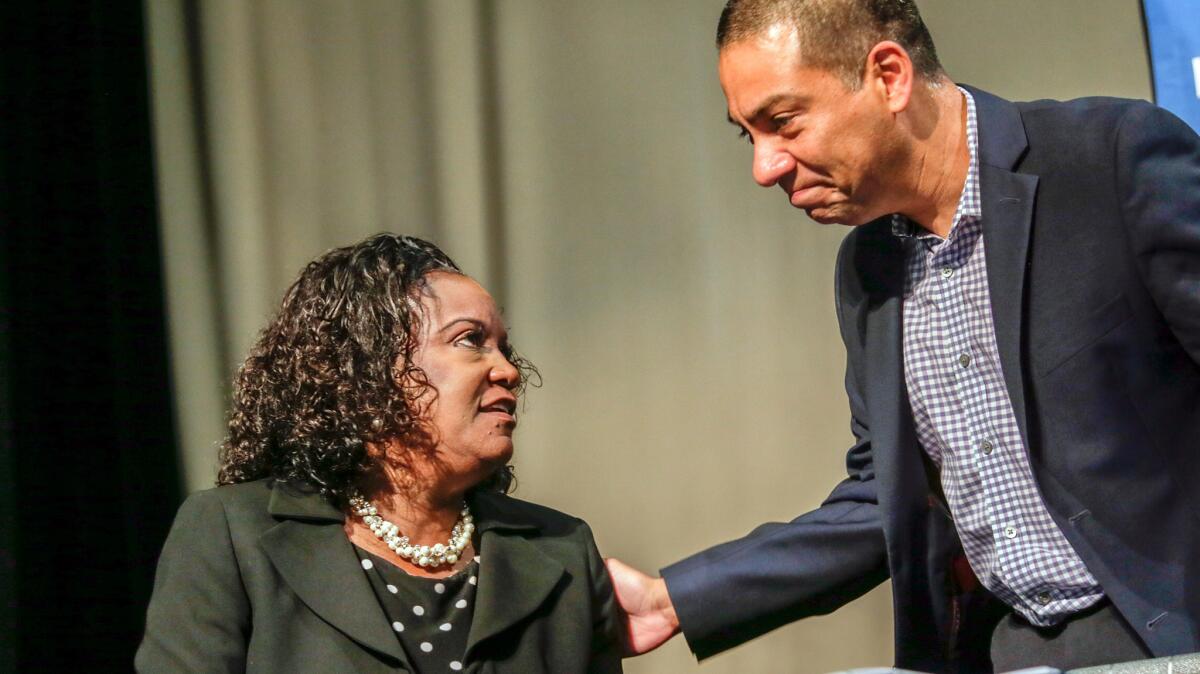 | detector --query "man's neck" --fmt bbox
[901,83,970,239]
